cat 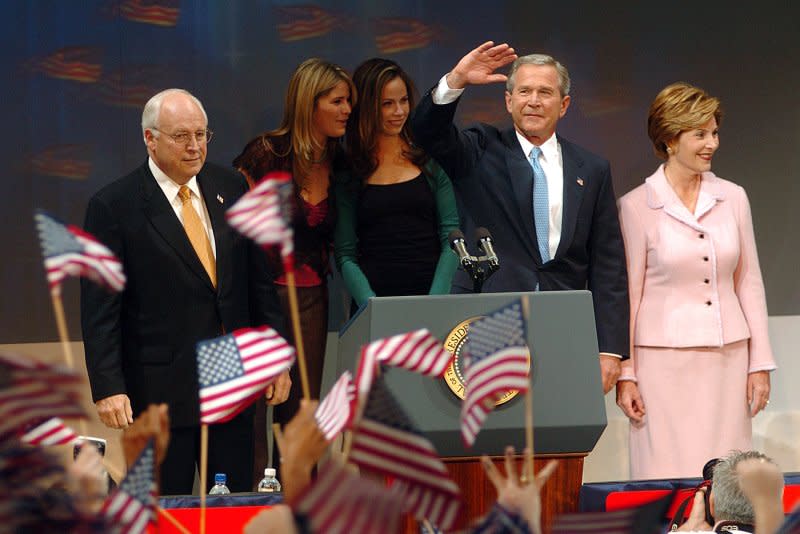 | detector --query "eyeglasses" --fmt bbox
[152,127,213,145]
